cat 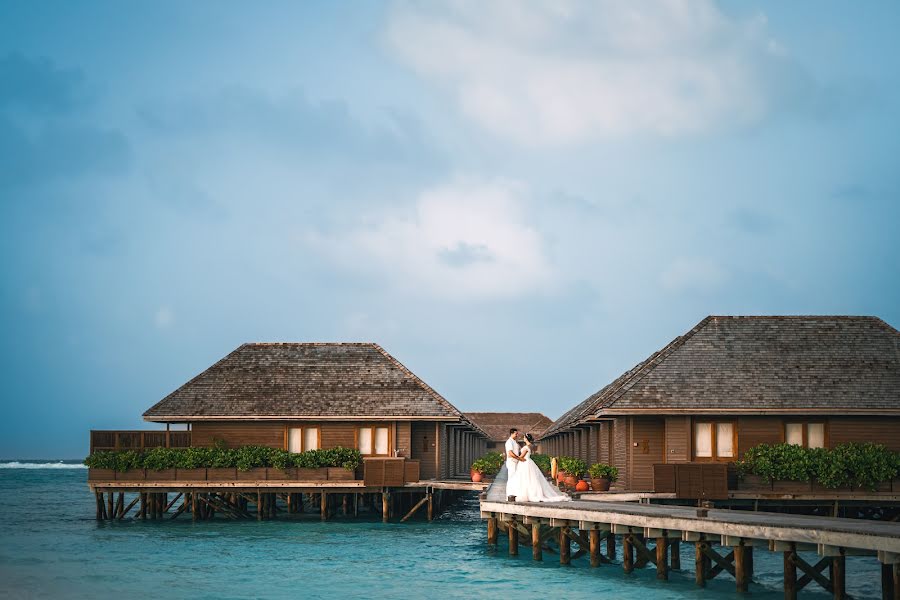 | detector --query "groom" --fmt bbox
[505,428,524,502]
